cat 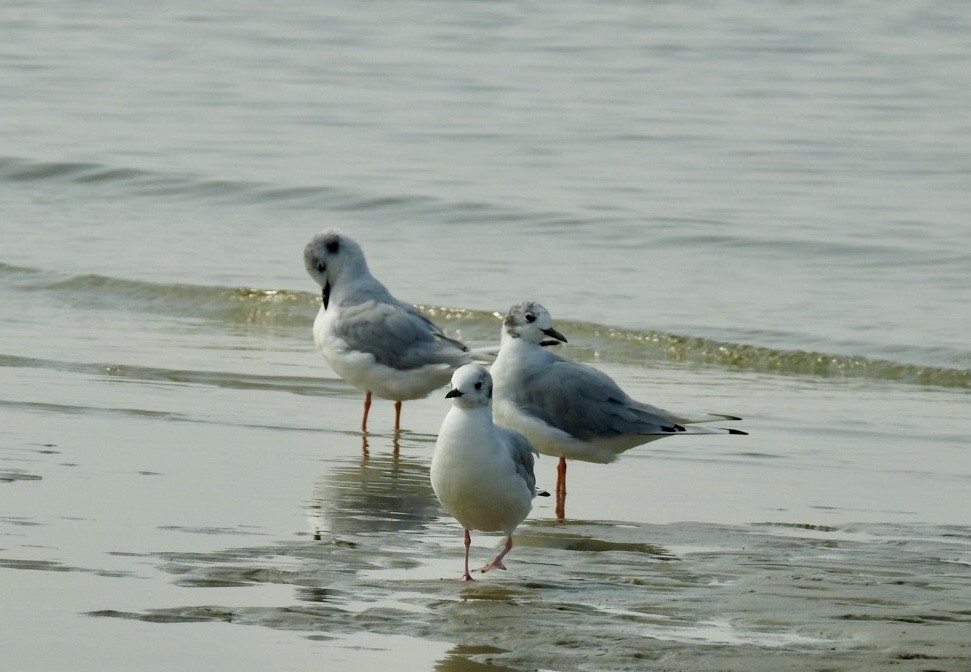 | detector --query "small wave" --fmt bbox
[0,354,347,401]
[0,159,105,182]
[3,263,968,389]
[0,155,276,202]
[553,320,971,389]
[419,306,970,389]
[0,155,496,218]
[14,266,316,330]
[0,155,592,228]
